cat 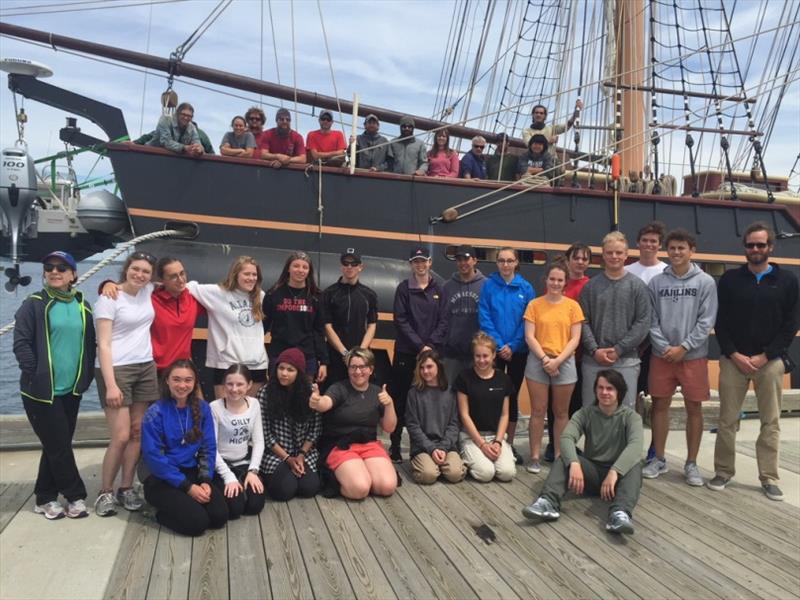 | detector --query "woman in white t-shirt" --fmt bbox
[94,251,160,518]
[186,256,268,399]
[210,365,265,518]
